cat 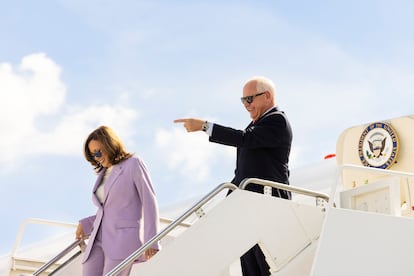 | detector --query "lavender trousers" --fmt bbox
[83,228,133,276]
